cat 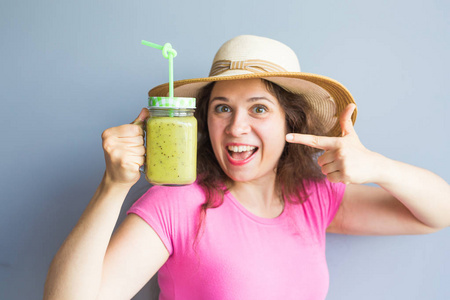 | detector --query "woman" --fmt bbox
[44,35,450,300]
